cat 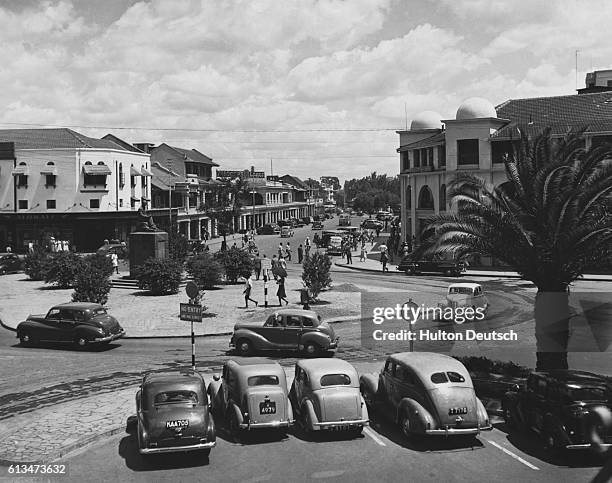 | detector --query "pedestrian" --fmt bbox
[376,226,381,238]
[305,236,311,252]
[381,251,389,273]
[297,244,304,264]
[254,253,262,280]
[278,242,284,259]
[285,242,292,261]
[220,239,227,251]
[5,245,11,253]
[110,252,119,274]
[345,245,353,264]
[243,274,258,308]
[271,255,279,280]
[277,276,289,306]
[360,245,367,262]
